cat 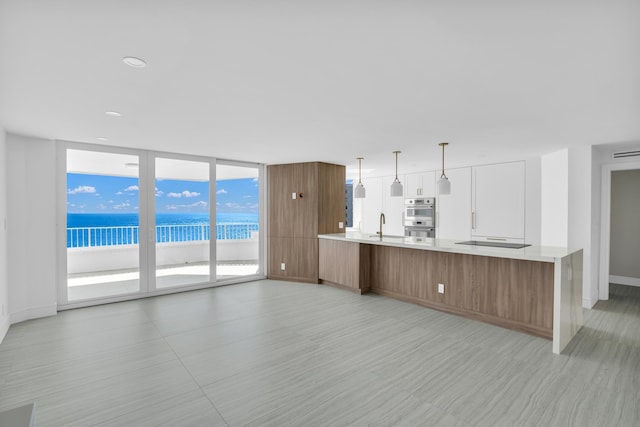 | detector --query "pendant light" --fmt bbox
[354,157,366,198]
[438,142,451,195]
[390,150,403,197]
